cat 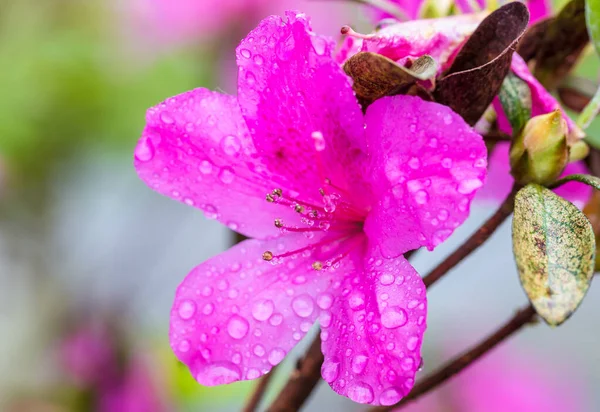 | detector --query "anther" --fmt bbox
[312,261,323,271]
[319,188,325,196]
[266,194,275,203]
[262,251,274,261]
[274,219,283,228]
[294,204,305,213]
[272,188,282,197]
